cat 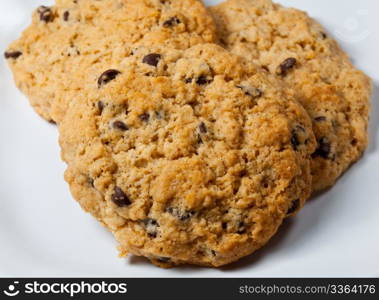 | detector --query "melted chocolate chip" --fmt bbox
[199,122,207,134]
[63,11,70,21]
[112,187,131,207]
[287,199,300,215]
[312,137,331,159]
[314,116,327,122]
[38,6,54,23]
[97,69,121,88]
[4,51,22,60]
[142,53,161,67]
[113,121,129,131]
[139,113,150,122]
[163,17,181,28]
[184,78,193,84]
[277,57,297,76]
